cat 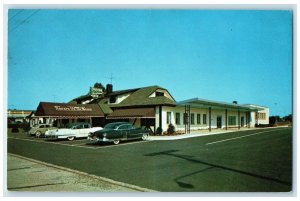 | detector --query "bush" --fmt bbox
[11,127,19,133]
[156,127,163,135]
[167,124,176,134]
[21,122,31,132]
